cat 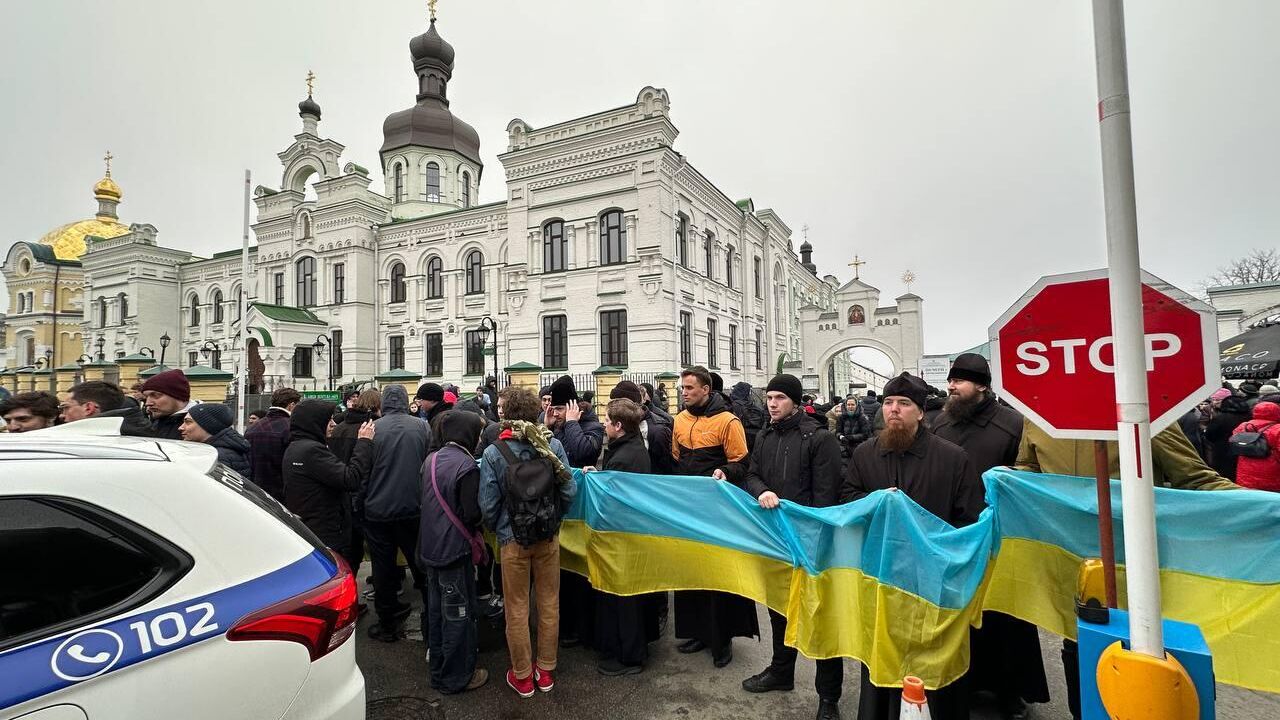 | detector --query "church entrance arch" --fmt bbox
[816,340,902,399]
